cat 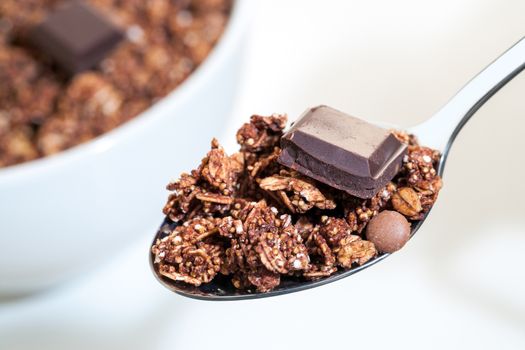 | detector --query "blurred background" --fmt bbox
[1,0,525,349]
